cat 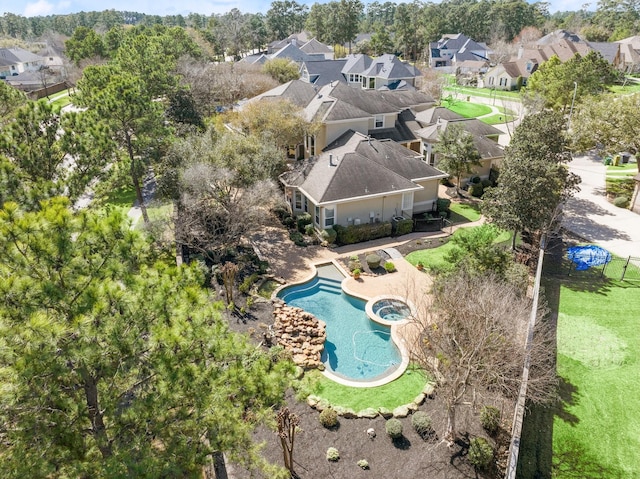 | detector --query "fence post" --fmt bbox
[621,256,631,281]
